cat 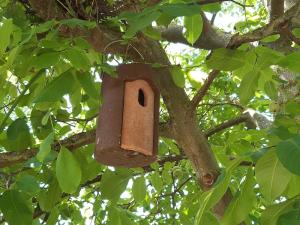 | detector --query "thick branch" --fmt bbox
[28,0,147,61]
[228,2,300,48]
[162,1,300,50]
[159,16,230,50]
[0,123,173,168]
[270,0,284,21]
